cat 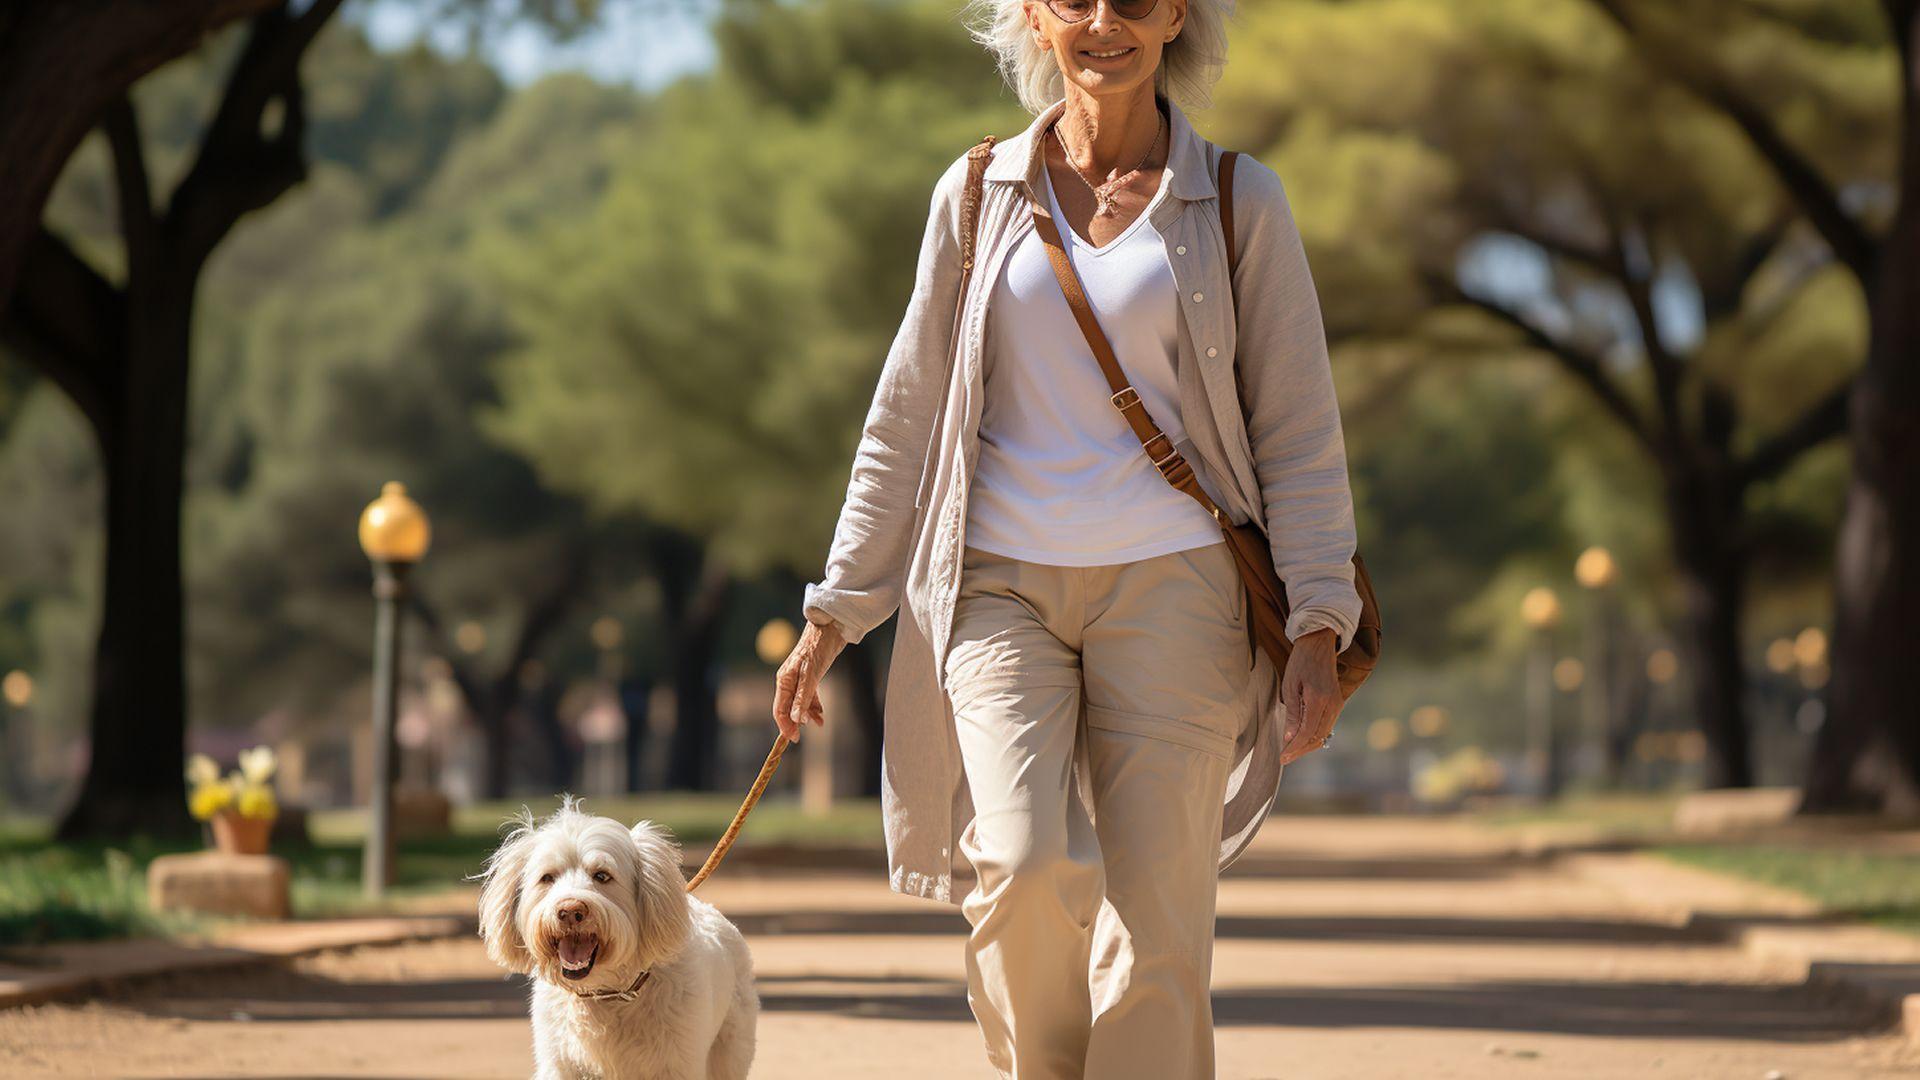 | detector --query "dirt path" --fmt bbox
[2,816,1915,1078]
